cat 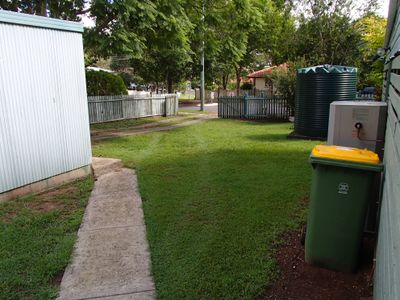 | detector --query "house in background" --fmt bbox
[246,64,287,94]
